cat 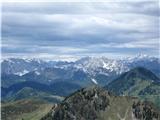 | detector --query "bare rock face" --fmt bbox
[41,86,160,120]
[132,101,159,120]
